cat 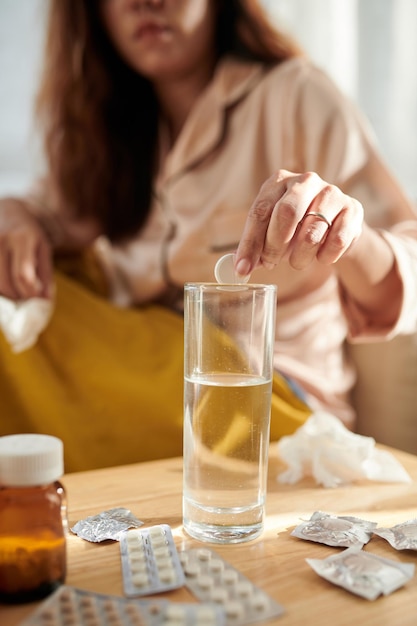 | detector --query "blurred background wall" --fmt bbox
[0,0,46,195]
[0,0,416,201]
[263,0,417,202]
